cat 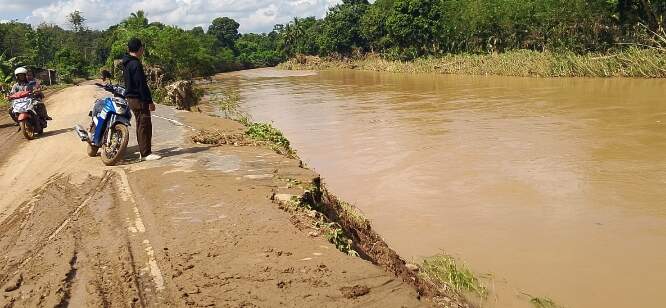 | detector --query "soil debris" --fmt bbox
[3,273,22,292]
[191,129,250,146]
[340,285,370,299]
[406,263,420,272]
[164,80,201,111]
